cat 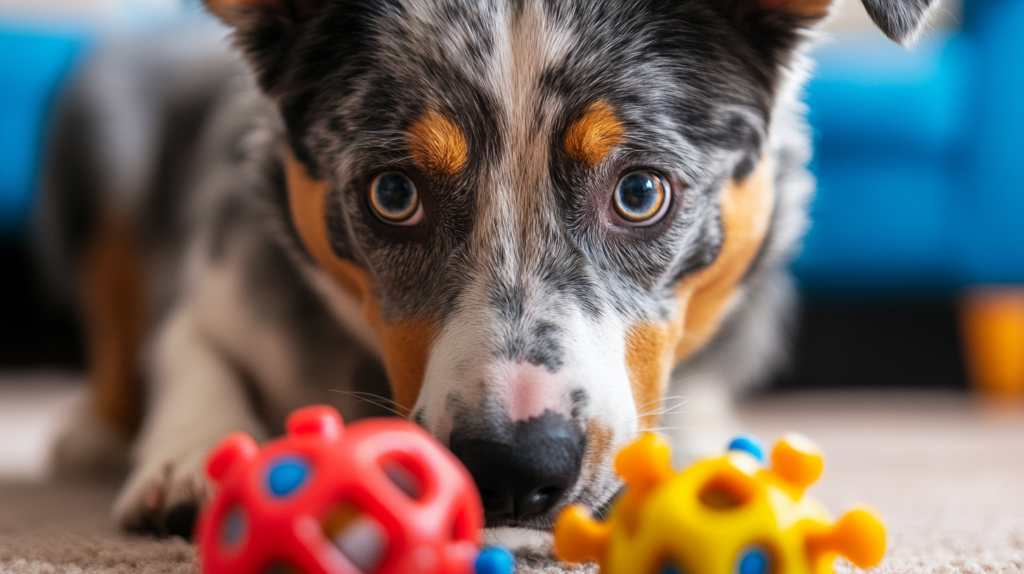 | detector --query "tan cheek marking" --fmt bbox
[286,150,436,411]
[564,101,625,165]
[625,323,673,430]
[624,159,776,426]
[407,109,468,176]
[581,419,615,477]
[377,319,436,411]
[672,158,776,360]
